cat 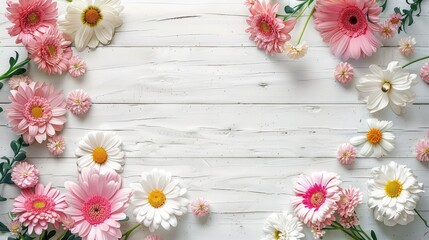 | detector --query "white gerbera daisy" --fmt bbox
[130,169,189,232]
[349,118,395,158]
[262,212,305,240]
[368,161,424,226]
[75,131,125,173]
[59,0,124,51]
[356,61,417,115]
